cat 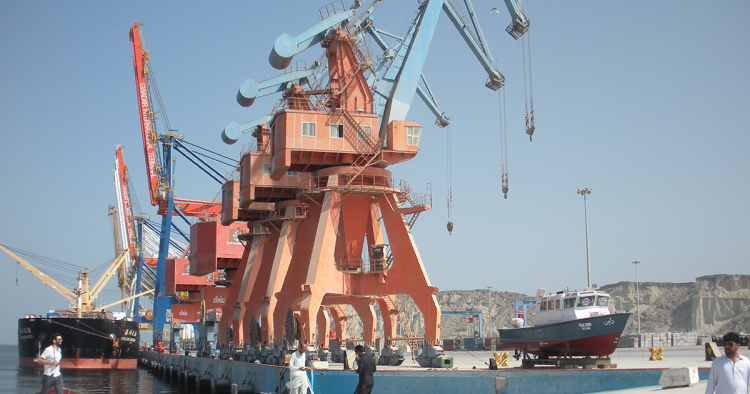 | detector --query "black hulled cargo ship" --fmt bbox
[18,312,140,370]
[1,245,147,370]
